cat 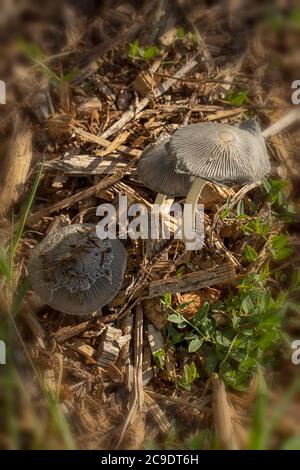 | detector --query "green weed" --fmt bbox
[128,39,160,62]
